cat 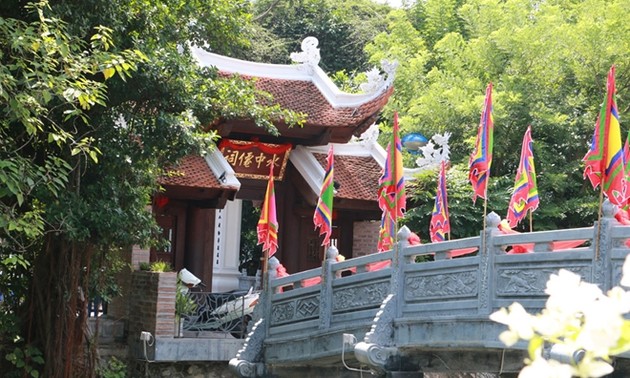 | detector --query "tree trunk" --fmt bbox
[25,235,96,378]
